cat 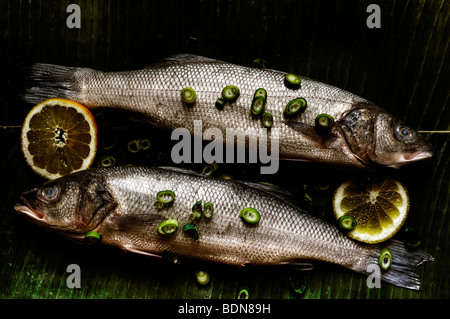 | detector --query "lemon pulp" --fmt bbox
[21,98,97,180]
[333,178,409,244]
